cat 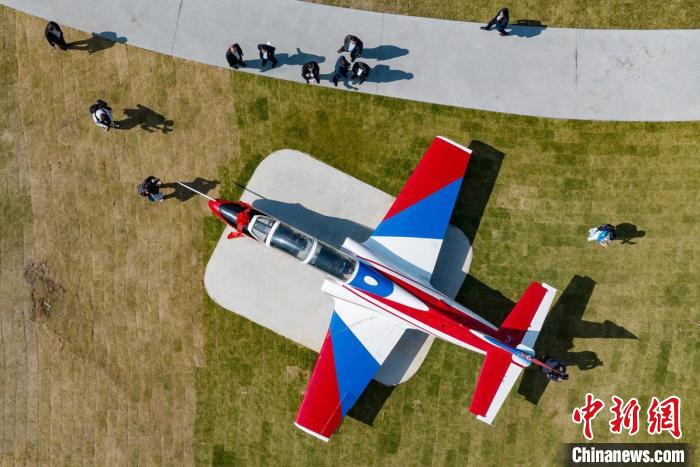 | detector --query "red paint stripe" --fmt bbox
[385,137,471,220]
[295,331,343,439]
[469,350,512,416]
[497,282,547,344]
